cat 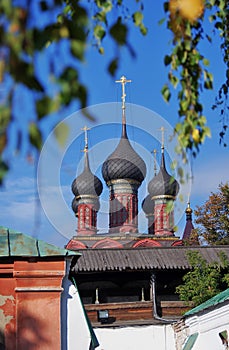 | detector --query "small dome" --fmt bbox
[148,152,179,198]
[102,125,146,184]
[185,203,193,215]
[72,153,103,198]
[142,194,154,215]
